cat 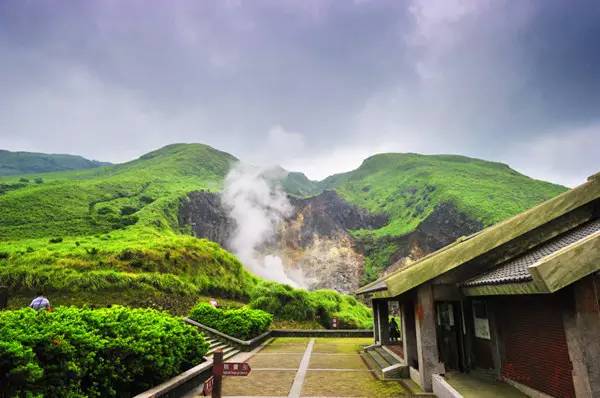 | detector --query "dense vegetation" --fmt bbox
[320,153,566,281]
[189,303,272,340]
[0,306,208,397]
[322,153,566,237]
[0,149,109,176]
[249,283,372,329]
[0,143,564,326]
